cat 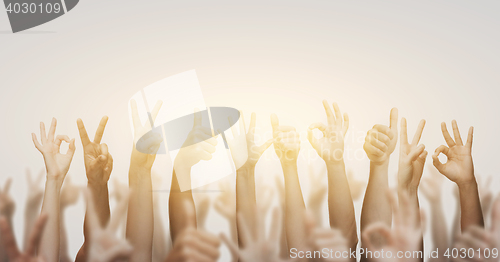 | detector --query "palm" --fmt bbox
[32,118,75,180]
[227,112,273,169]
[433,121,475,186]
[440,146,473,183]
[308,101,348,162]
[77,117,114,185]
